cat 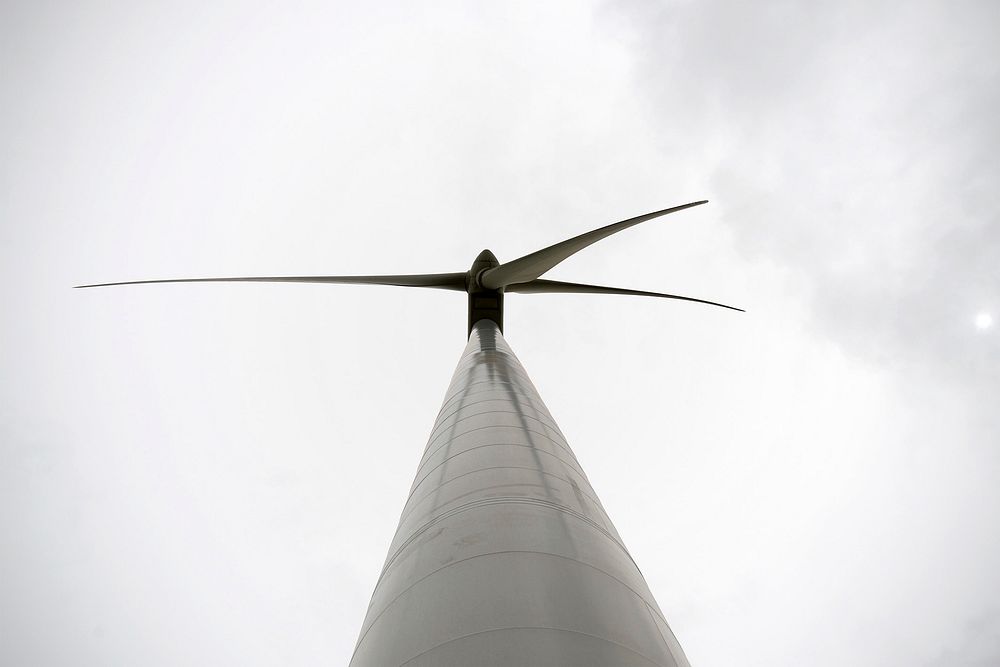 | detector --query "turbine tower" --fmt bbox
[77,200,741,666]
